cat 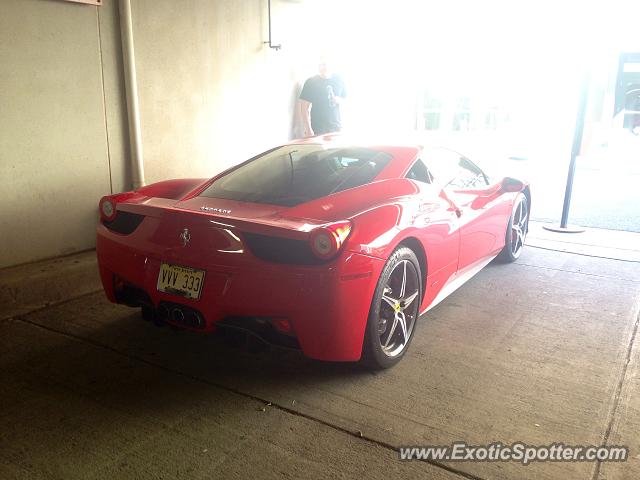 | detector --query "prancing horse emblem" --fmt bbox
[179,228,191,247]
